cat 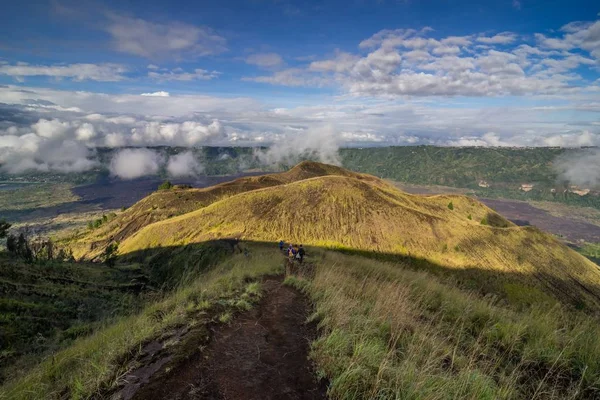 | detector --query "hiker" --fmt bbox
[297,244,305,264]
[279,240,285,252]
[288,244,296,260]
